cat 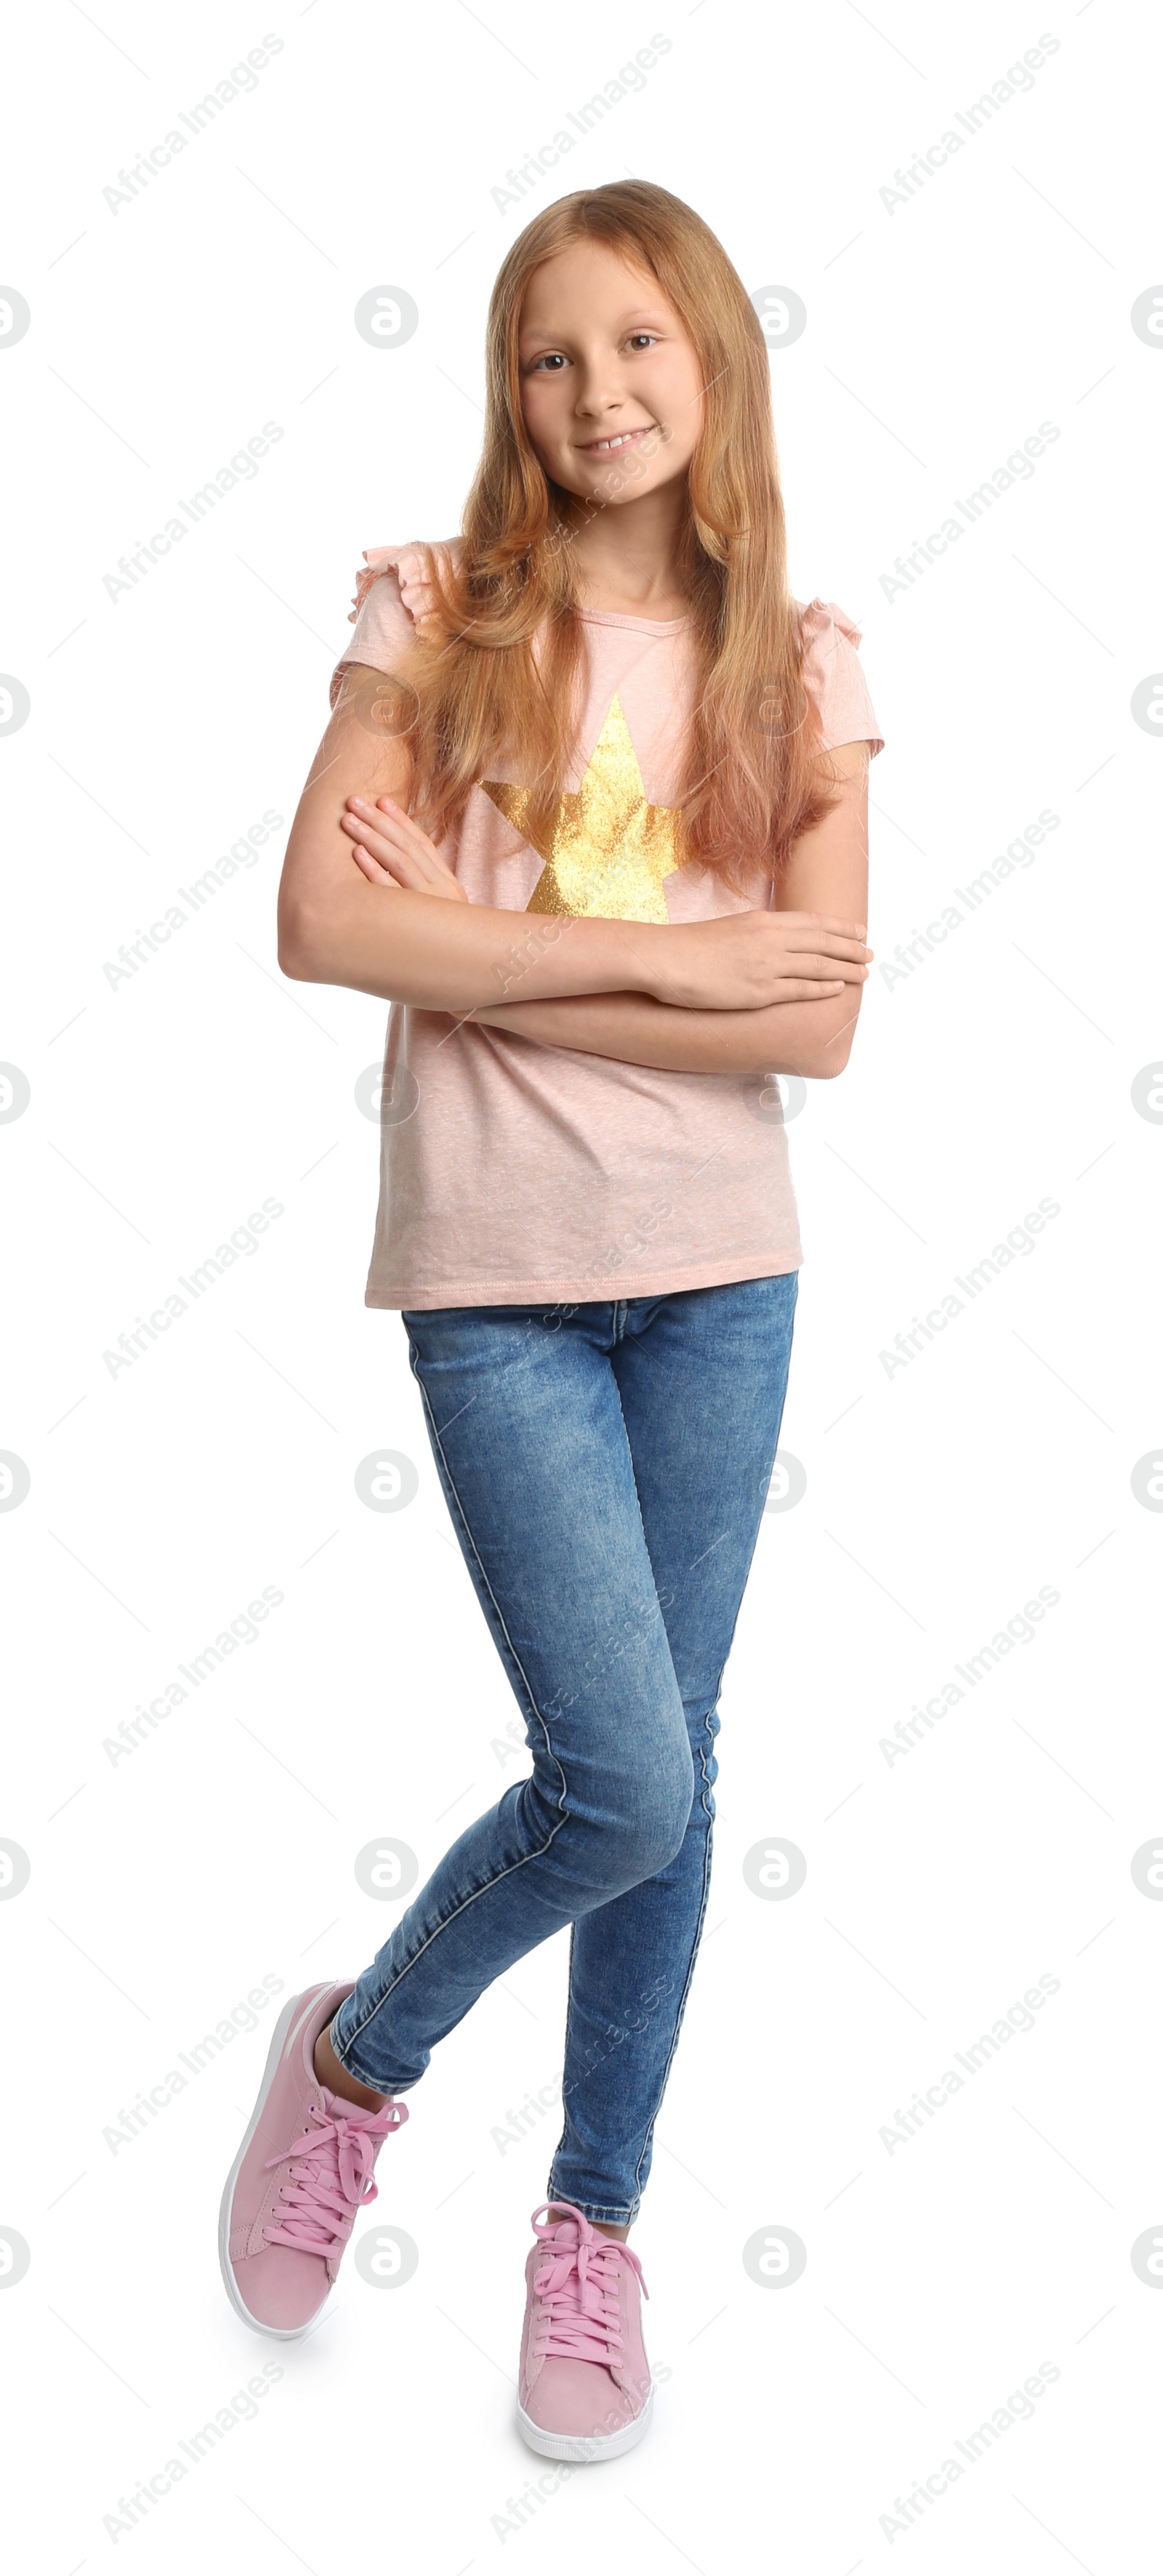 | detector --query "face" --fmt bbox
[517,239,705,511]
